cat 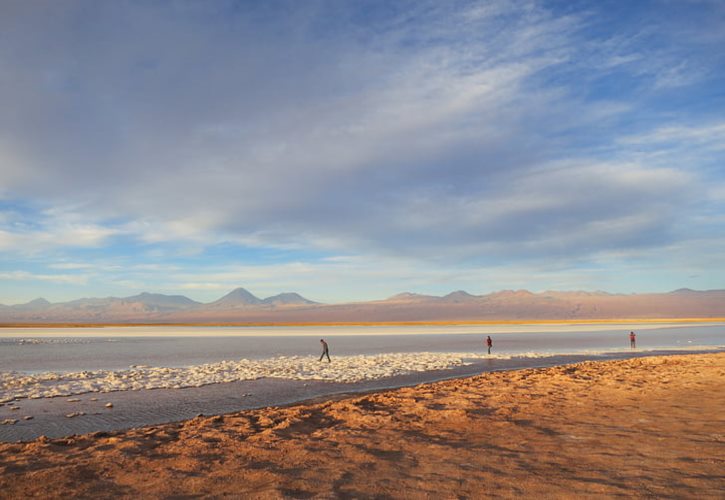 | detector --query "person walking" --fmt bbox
[629,331,636,349]
[486,336,493,355]
[319,338,331,362]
